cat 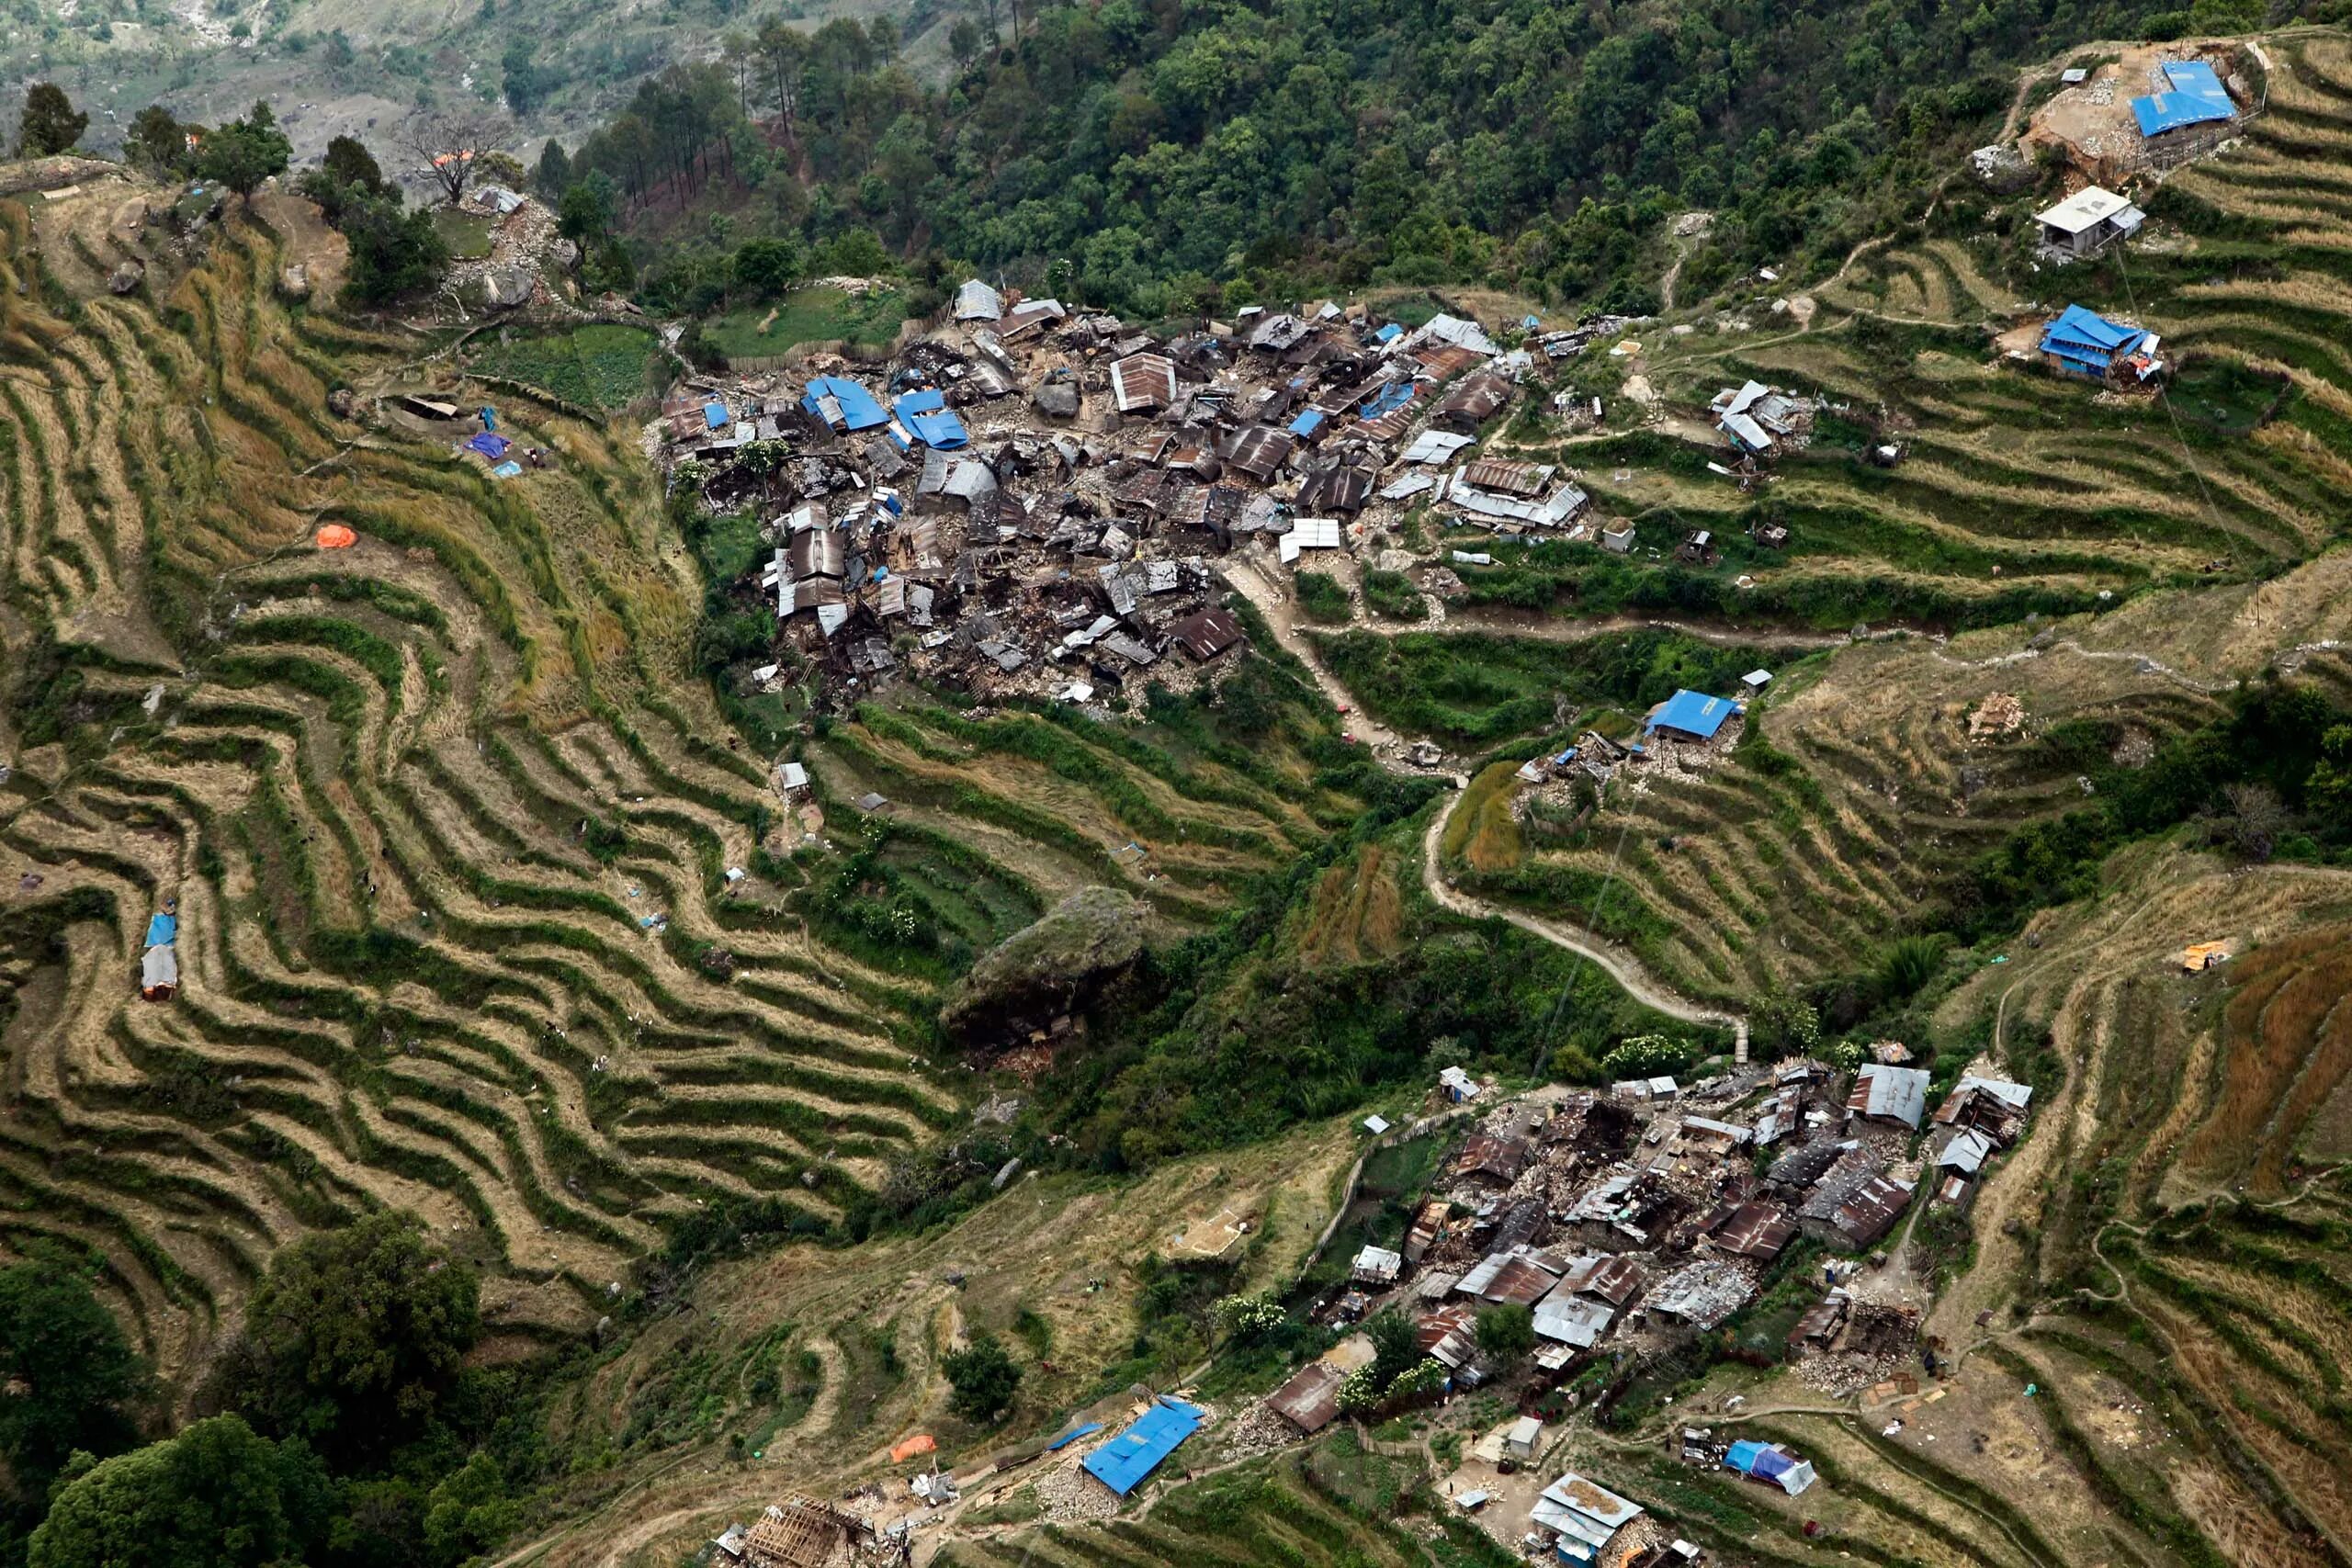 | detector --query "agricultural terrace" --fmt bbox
[1898,846,2352,1566]
[1452,33,2352,637]
[0,189,1348,1385]
[1406,545,2352,1006]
